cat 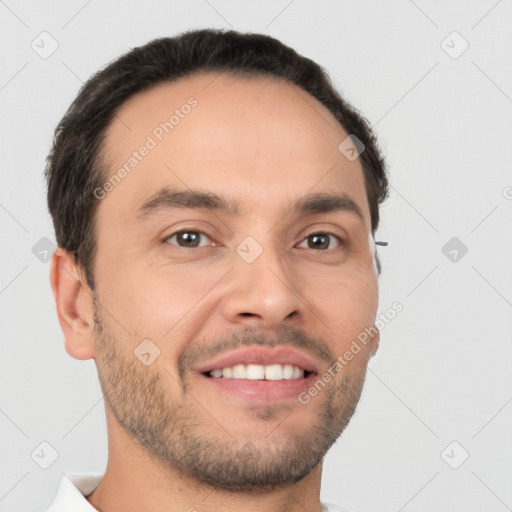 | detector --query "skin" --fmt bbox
[50,72,380,512]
